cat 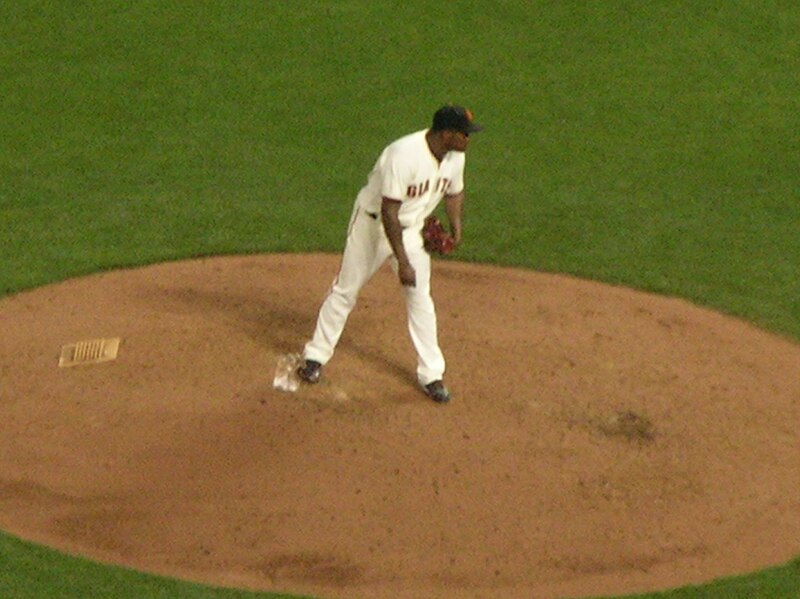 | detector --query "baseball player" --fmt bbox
[296,105,482,403]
